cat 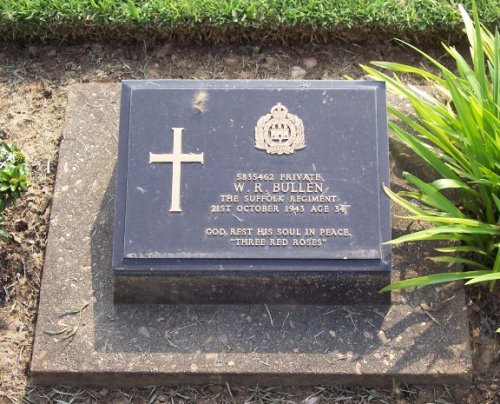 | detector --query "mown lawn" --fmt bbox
[1,0,499,42]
